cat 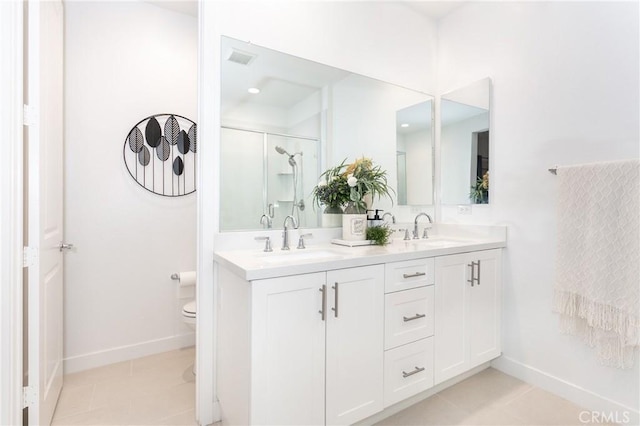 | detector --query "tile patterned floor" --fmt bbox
[376,368,615,426]
[52,346,197,425]
[53,349,610,426]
